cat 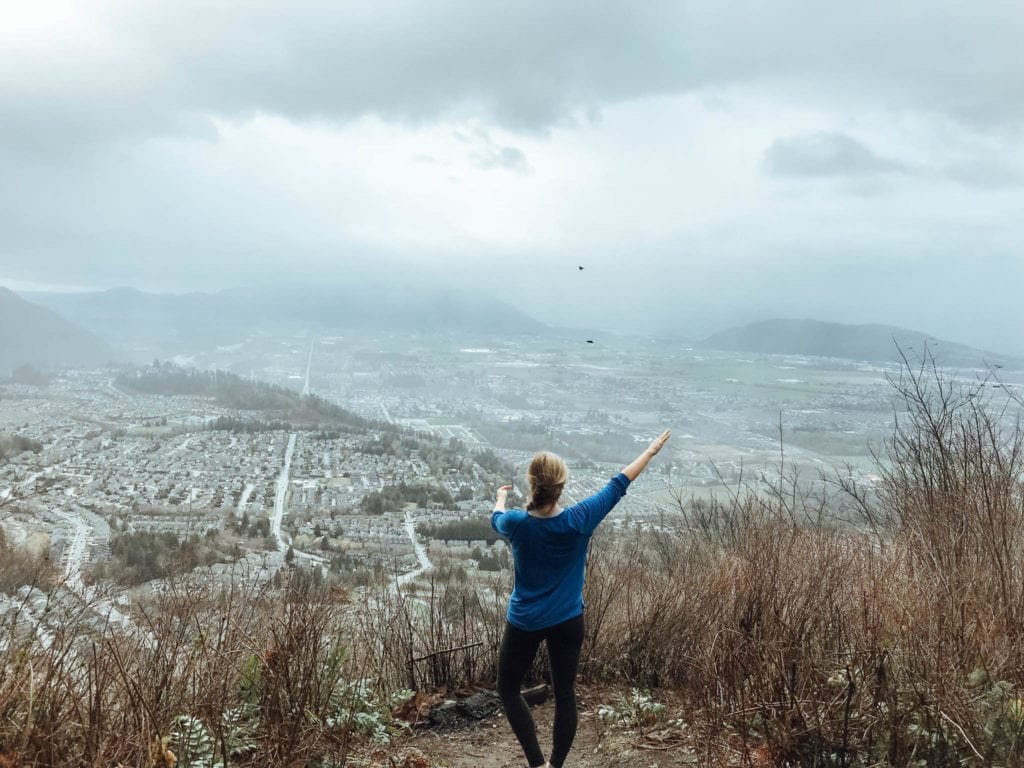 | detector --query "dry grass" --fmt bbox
[573,355,1024,766]
[0,573,383,766]
[2,355,1023,766]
